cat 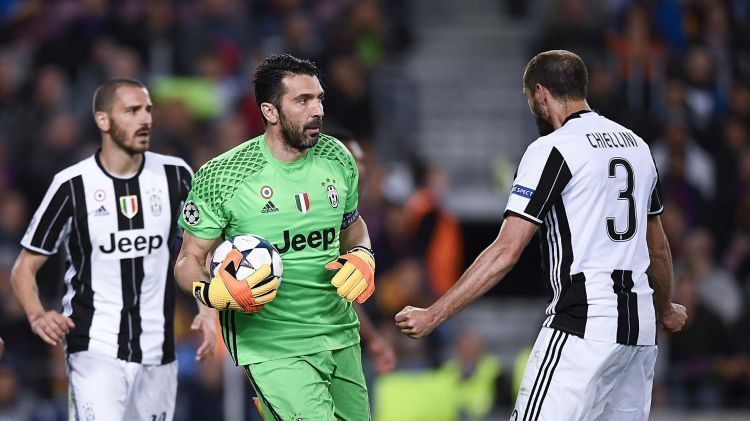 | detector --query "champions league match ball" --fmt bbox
[210,234,283,285]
